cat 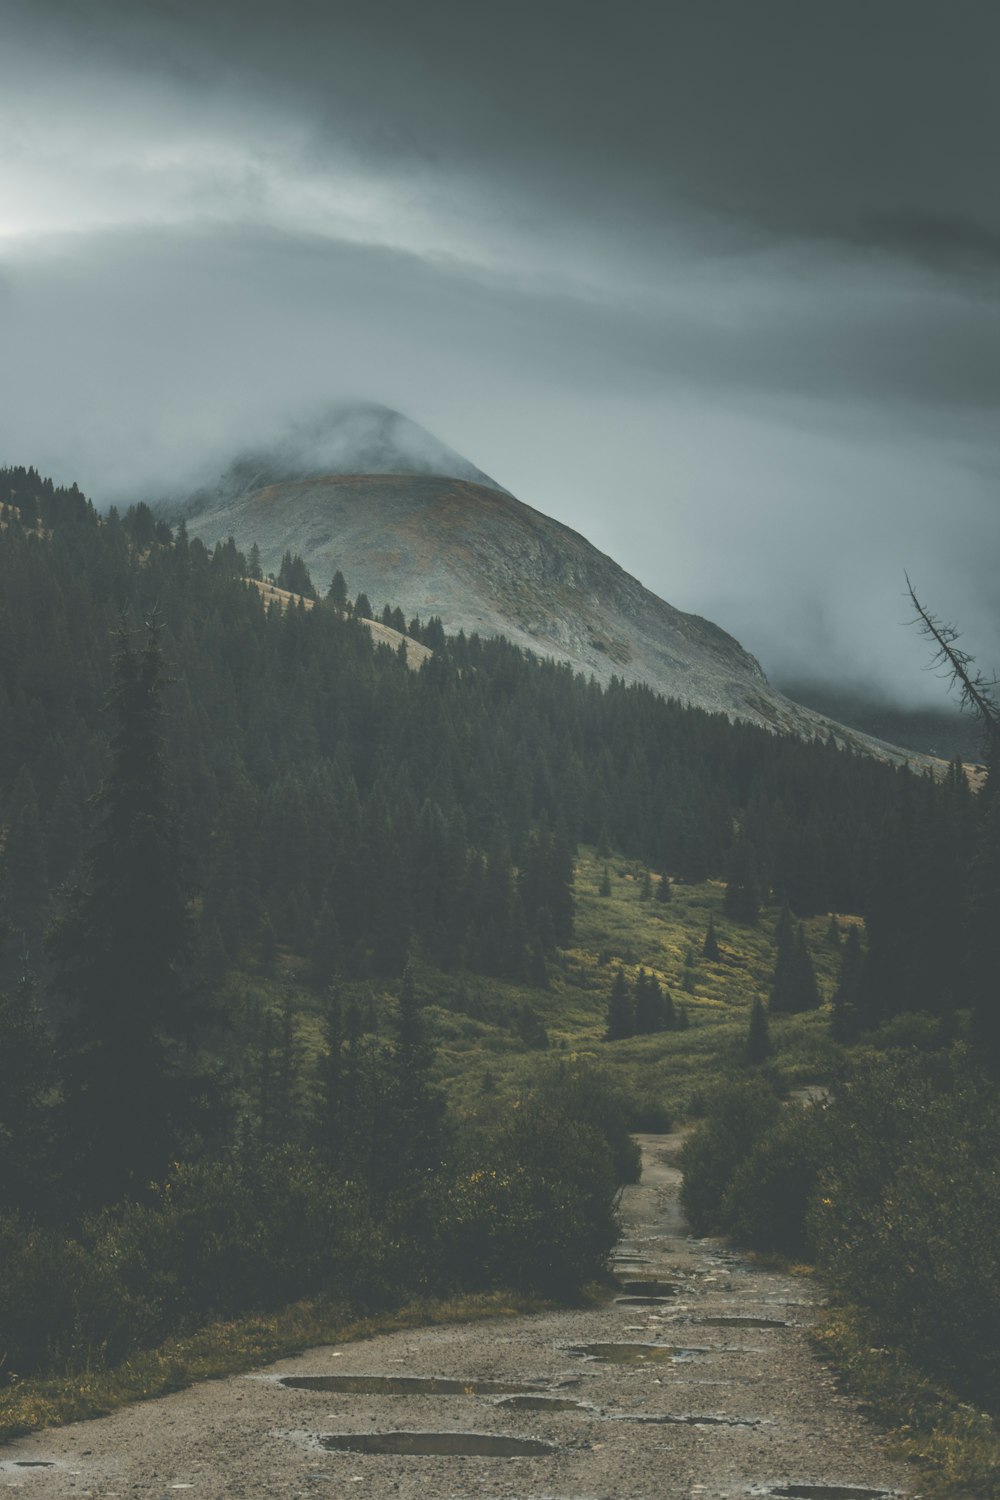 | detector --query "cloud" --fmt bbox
[0,0,998,707]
